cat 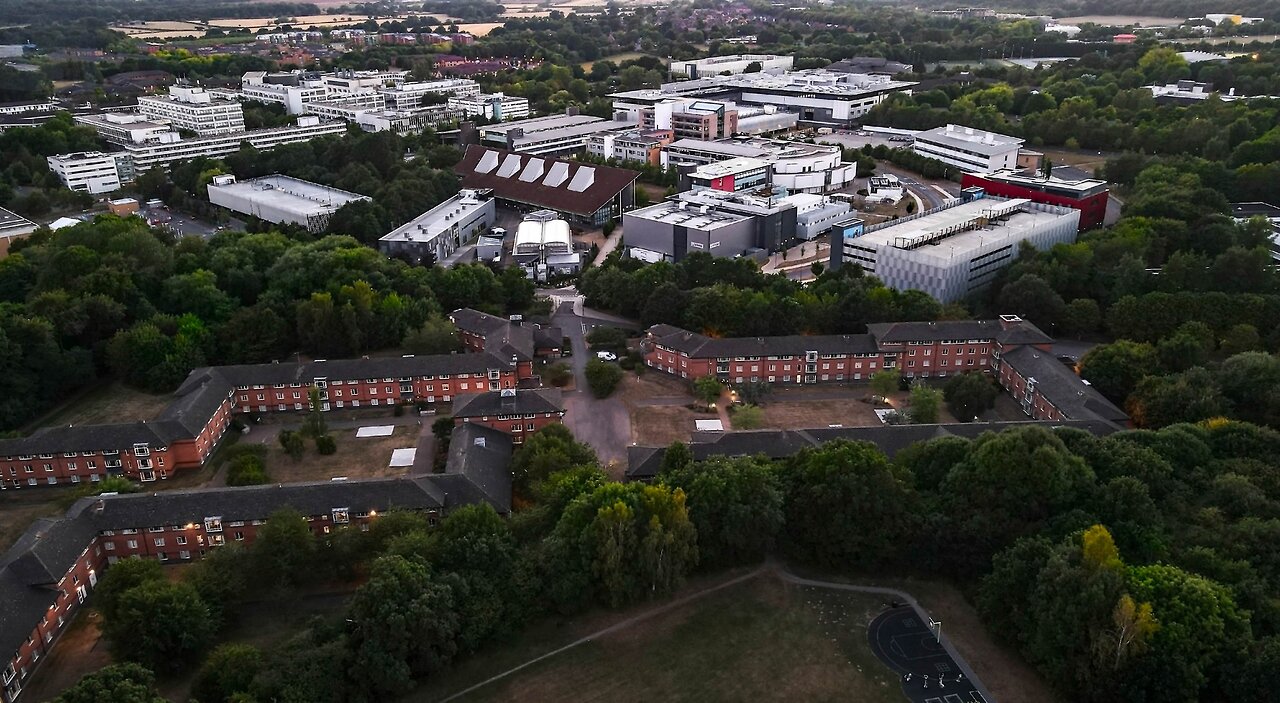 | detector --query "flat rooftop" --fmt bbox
[916,124,1024,156]
[611,70,916,101]
[858,198,1075,259]
[668,136,840,162]
[692,156,769,178]
[480,114,605,135]
[628,200,751,231]
[381,189,492,244]
[972,169,1109,197]
[0,206,36,235]
[208,175,370,215]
